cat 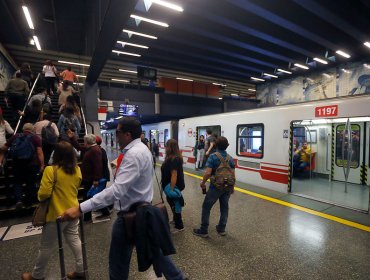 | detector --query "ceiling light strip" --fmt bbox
[130,14,169,27]
[251,77,265,82]
[277,68,292,74]
[176,77,193,82]
[118,69,138,74]
[263,73,278,78]
[151,0,184,12]
[248,88,256,92]
[22,6,34,29]
[58,60,90,67]
[123,29,157,39]
[364,42,370,49]
[313,57,328,64]
[76,75,86,78]
[111,78,129,83]
[33,36,41,51]
[112,50,141,57]
[336,50,351,58]
[294,63,309,70]
[117,41,149,49]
